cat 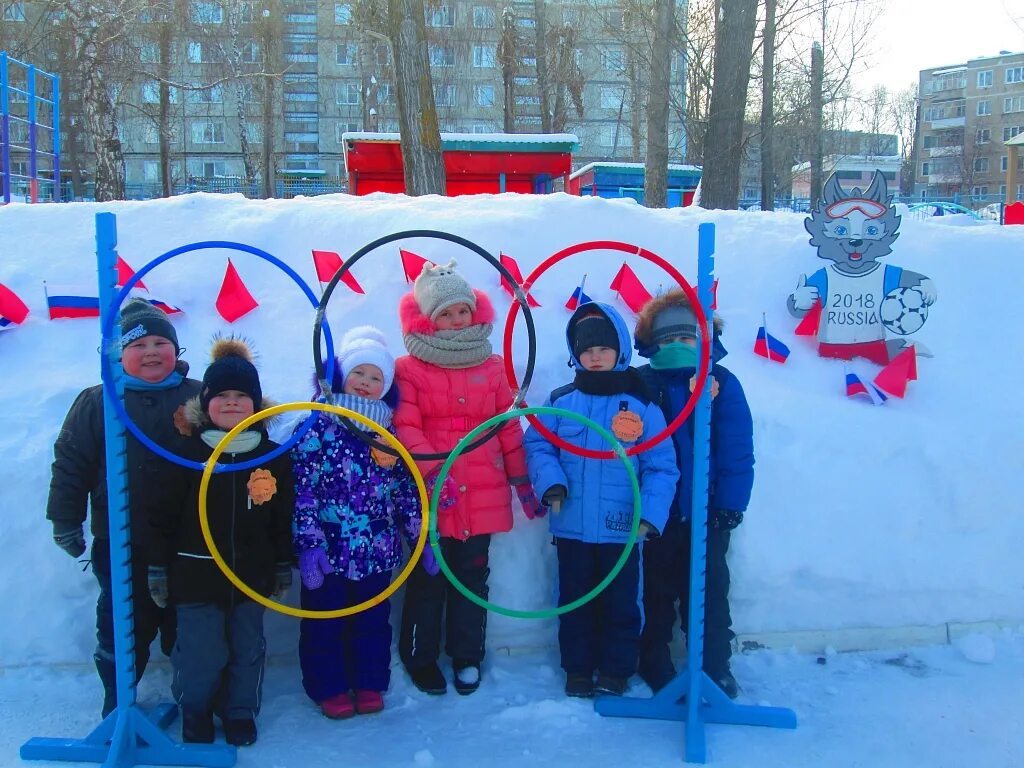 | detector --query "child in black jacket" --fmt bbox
[148,338,293,747]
